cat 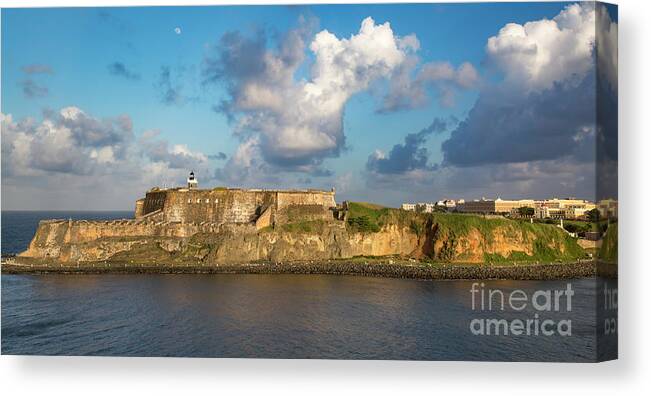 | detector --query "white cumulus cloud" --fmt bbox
[204,17,431,181]
[1,107,214,209]
[486,2,596,91]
